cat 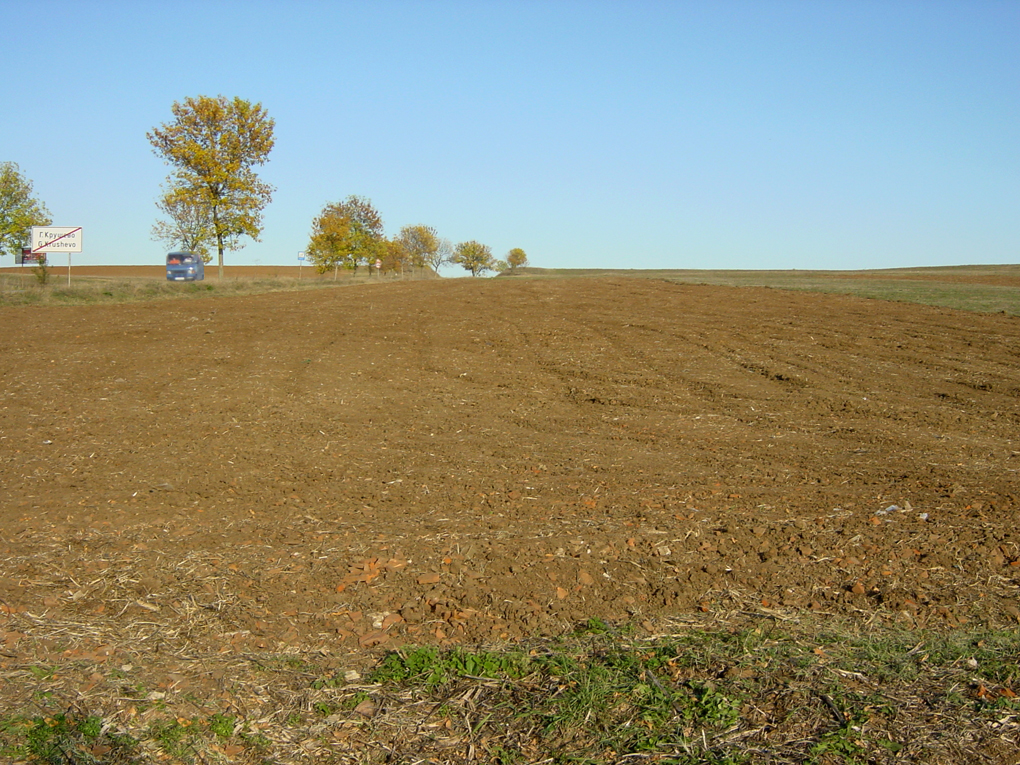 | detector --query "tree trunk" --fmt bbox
[213,206,225,280]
